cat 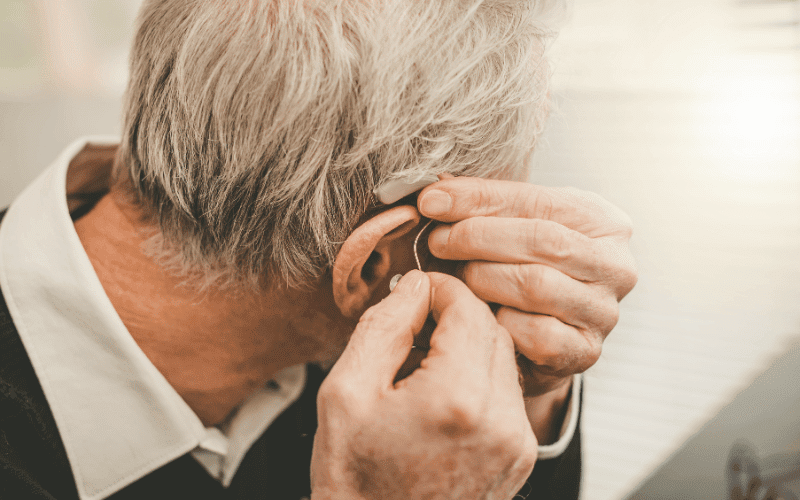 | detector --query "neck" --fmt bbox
[74,189,349,426]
